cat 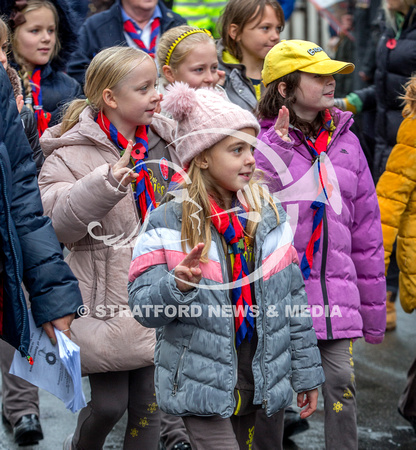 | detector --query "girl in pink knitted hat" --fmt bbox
[128,82,324,450]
